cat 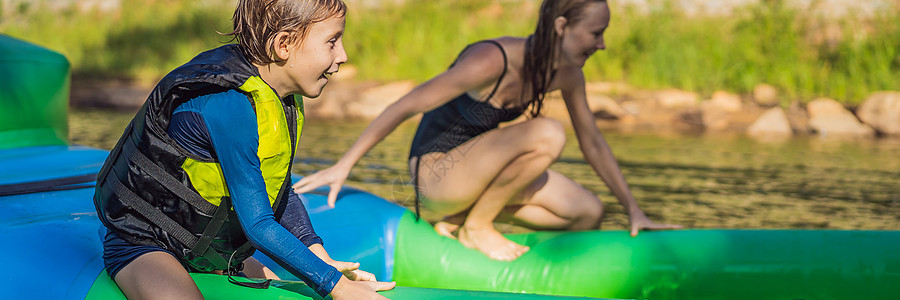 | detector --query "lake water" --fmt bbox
[70,108,900,231]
